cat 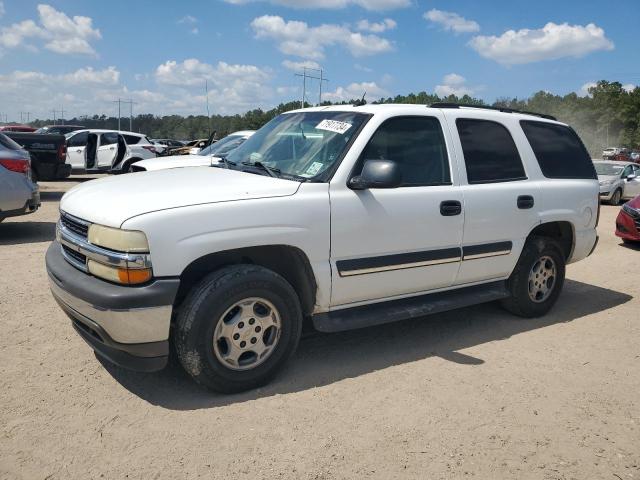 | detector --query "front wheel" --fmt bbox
[501,237,566,318]
[174,265,303,393]
[609,189,622,205]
